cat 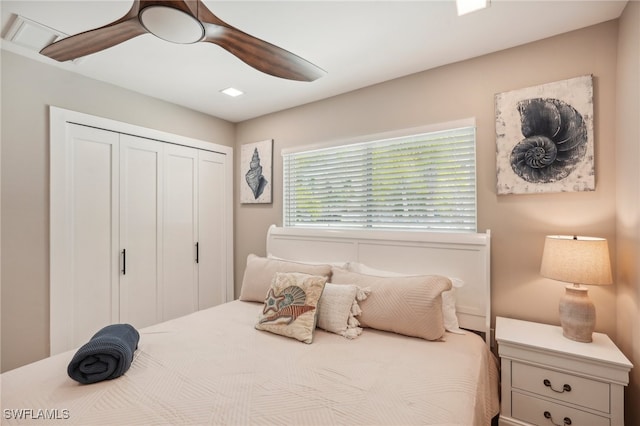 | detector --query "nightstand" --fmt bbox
[496,317,632,426]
